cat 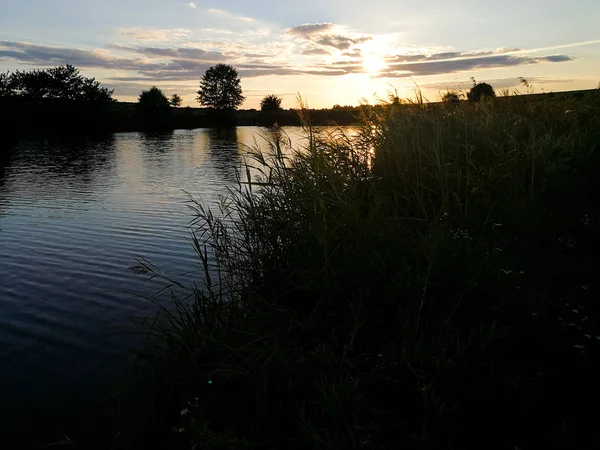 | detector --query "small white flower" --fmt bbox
[572,309,579,314]
[181,408,189,417]
[178,427,185,434]
[584,334,591,339]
